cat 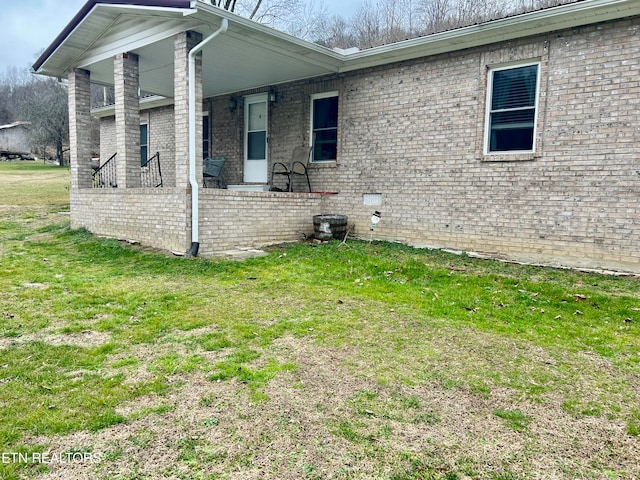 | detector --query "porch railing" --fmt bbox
[91,152,163,188]
[92,152,117,188]
[141,152,162,188]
